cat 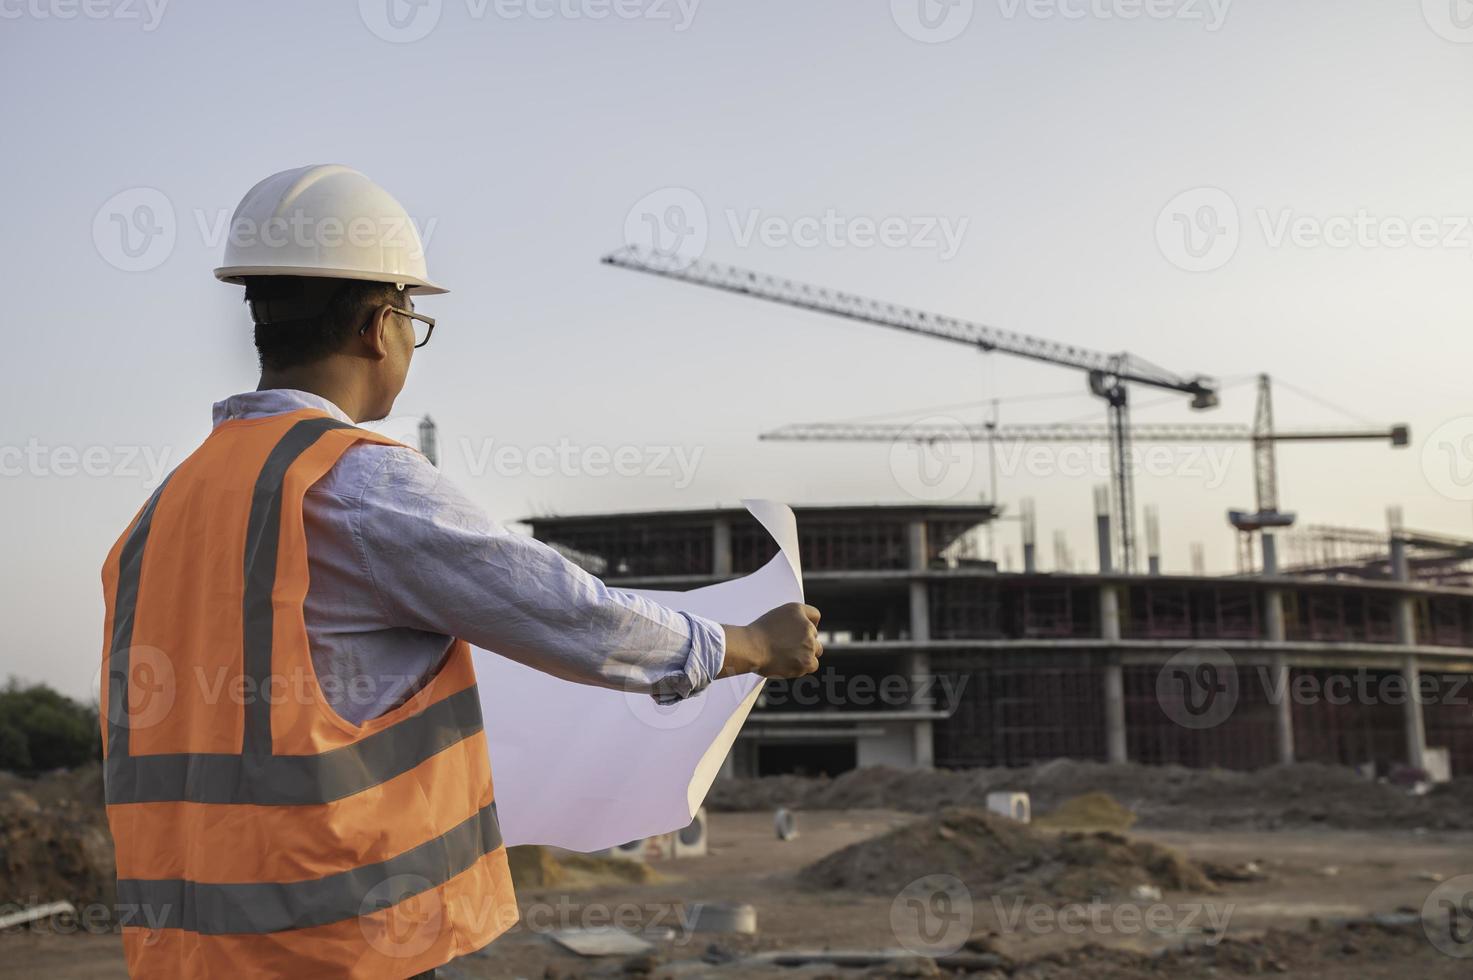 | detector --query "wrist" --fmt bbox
[718,624,766,678]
